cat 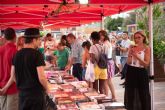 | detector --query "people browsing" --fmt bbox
[89,31,107,94]
[45,55,56,70]
[44,33,56,57]
[65,33,83,81]
[54,42,70,70]
[82,41,91,81]
[99,30,117,101]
